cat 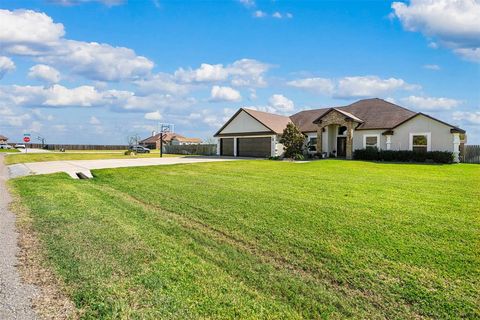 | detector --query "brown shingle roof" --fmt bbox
[140,132,202,144]
[290,98,416,132]
[0,135,8,140]
[217,98,464,136]
[339,98,415,130]
[242,108,292,134]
